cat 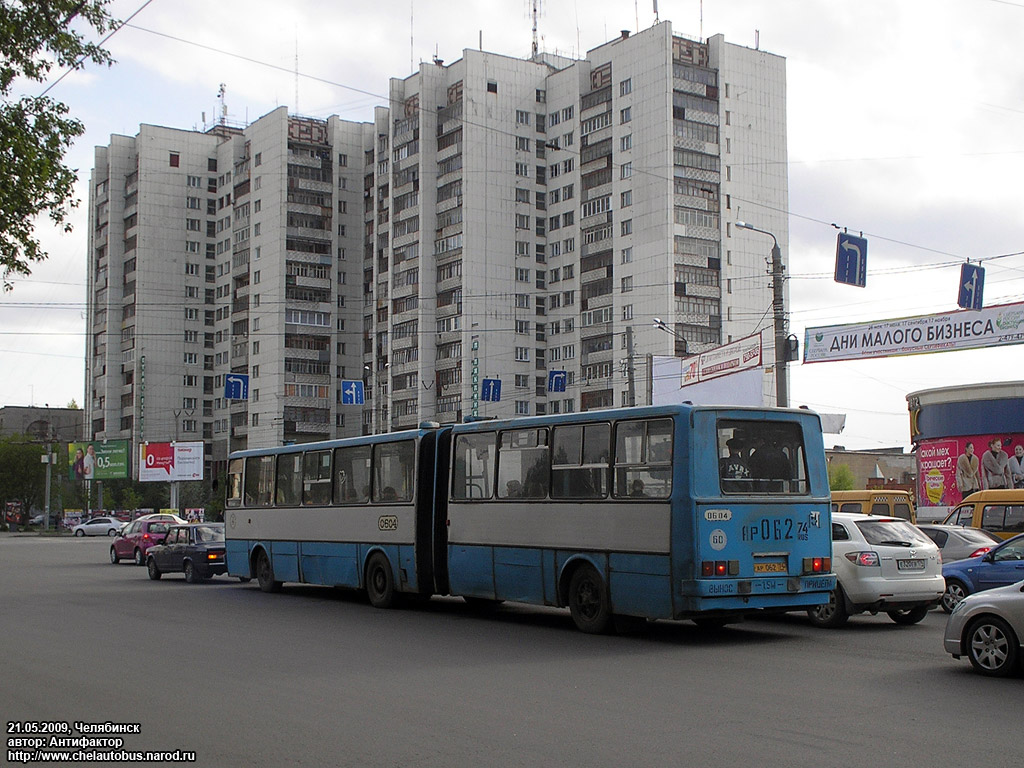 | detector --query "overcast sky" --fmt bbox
[4,0,1023,450]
